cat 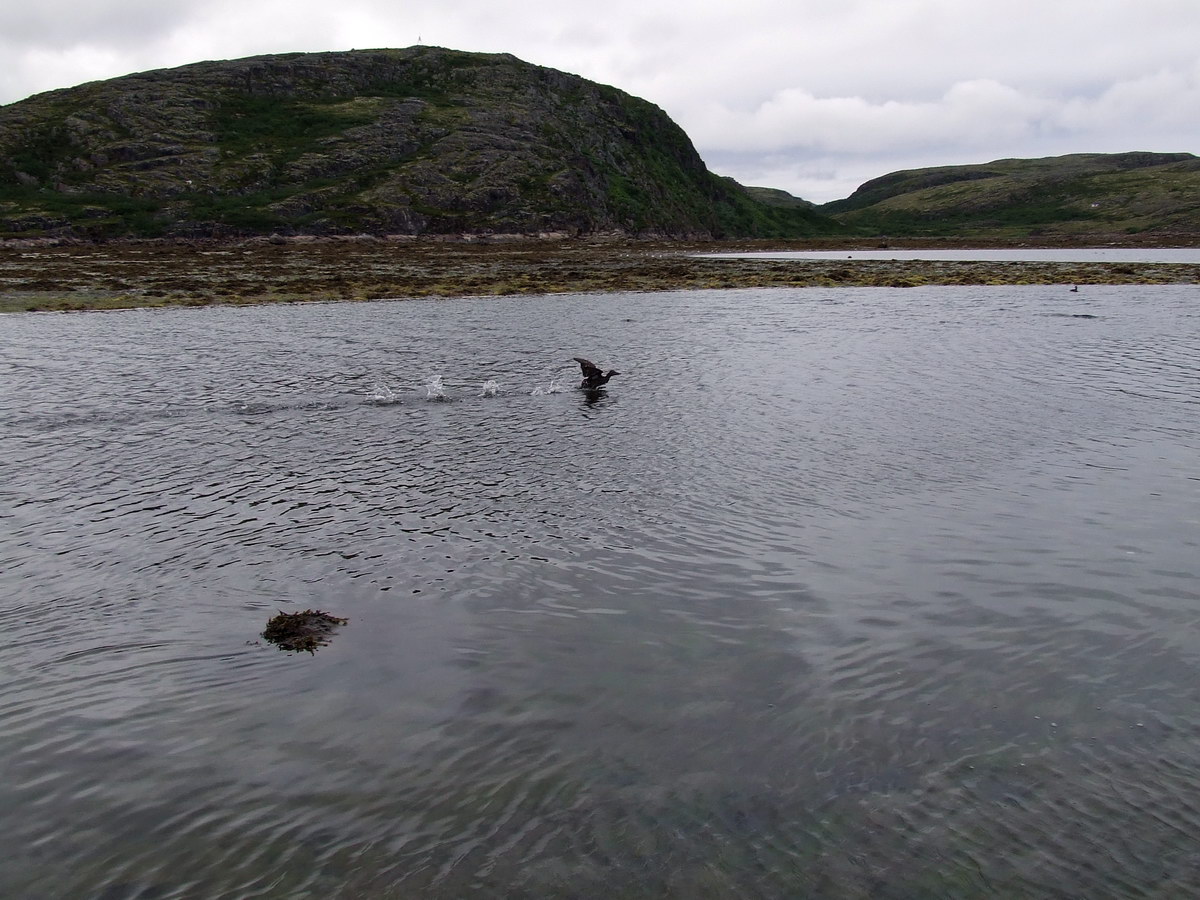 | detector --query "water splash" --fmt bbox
[481,380,500,397]
[426,375,448,401]
[531,375,565,396]
[366,383,401,405]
